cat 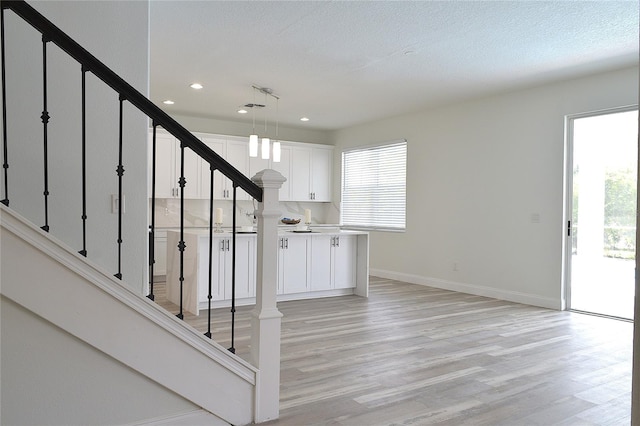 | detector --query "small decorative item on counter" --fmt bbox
[214,208,224,233]
[281,217,301,225]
